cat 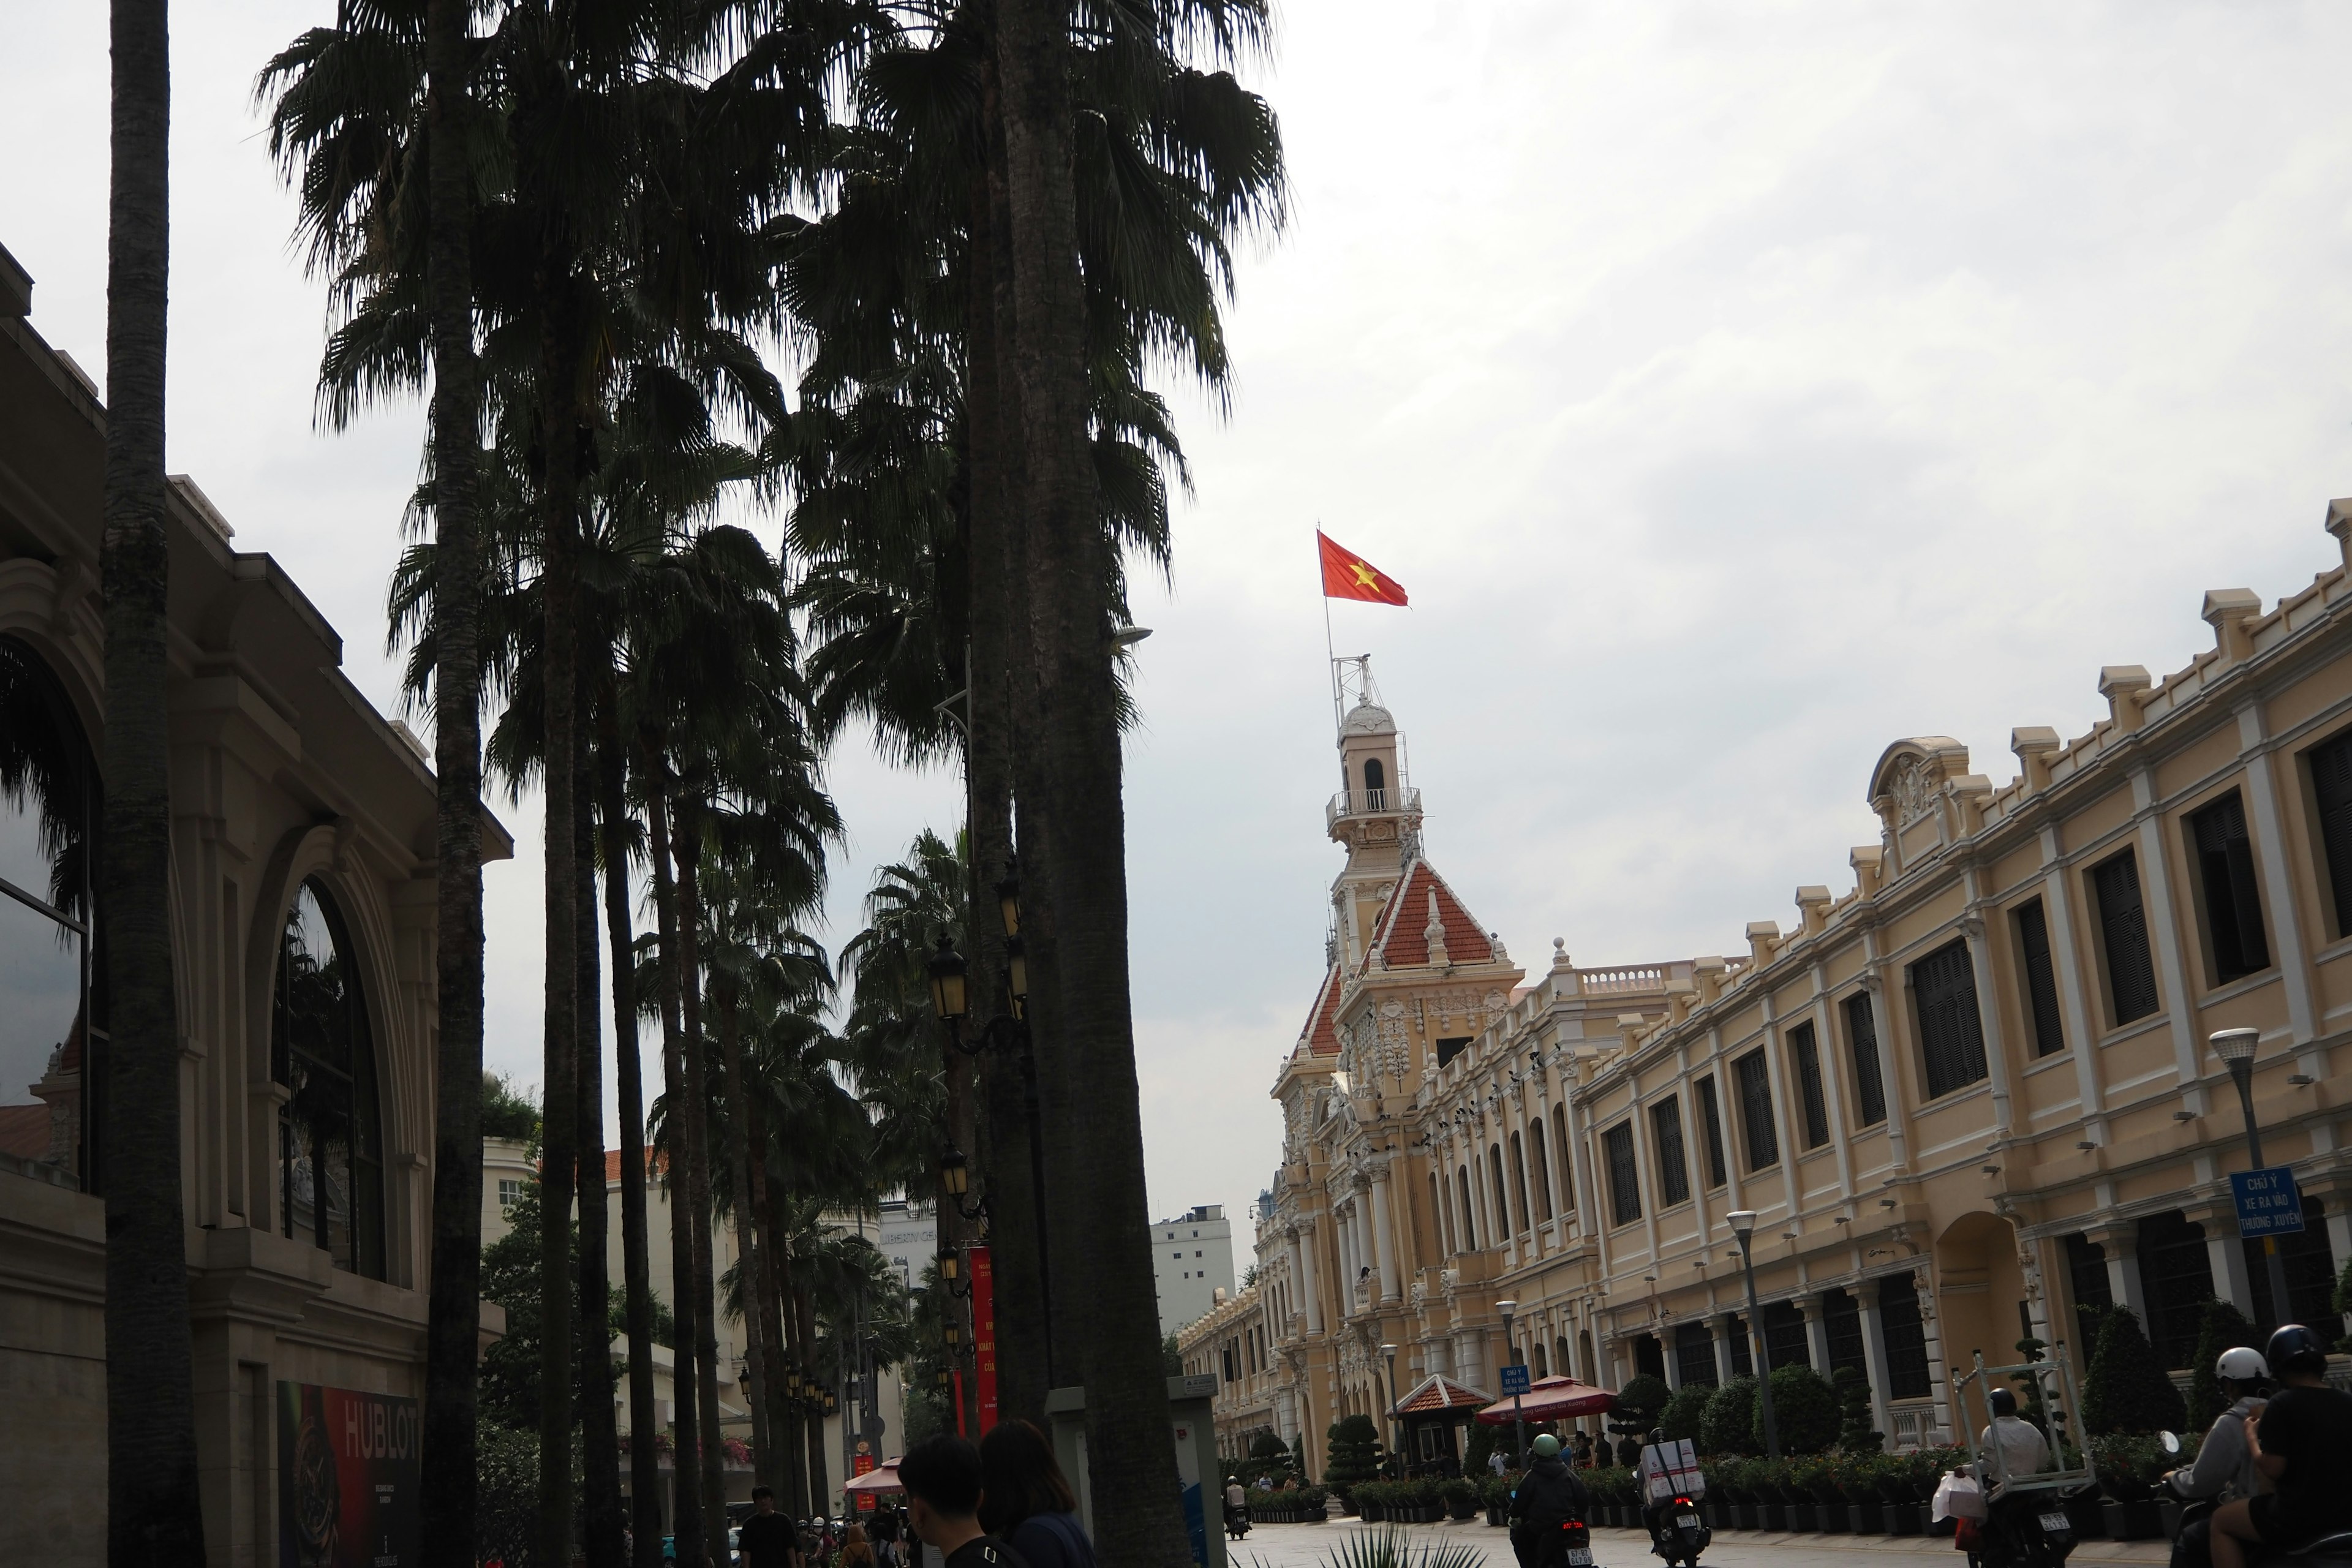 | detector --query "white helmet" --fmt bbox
[2216,1346,2269,1383]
